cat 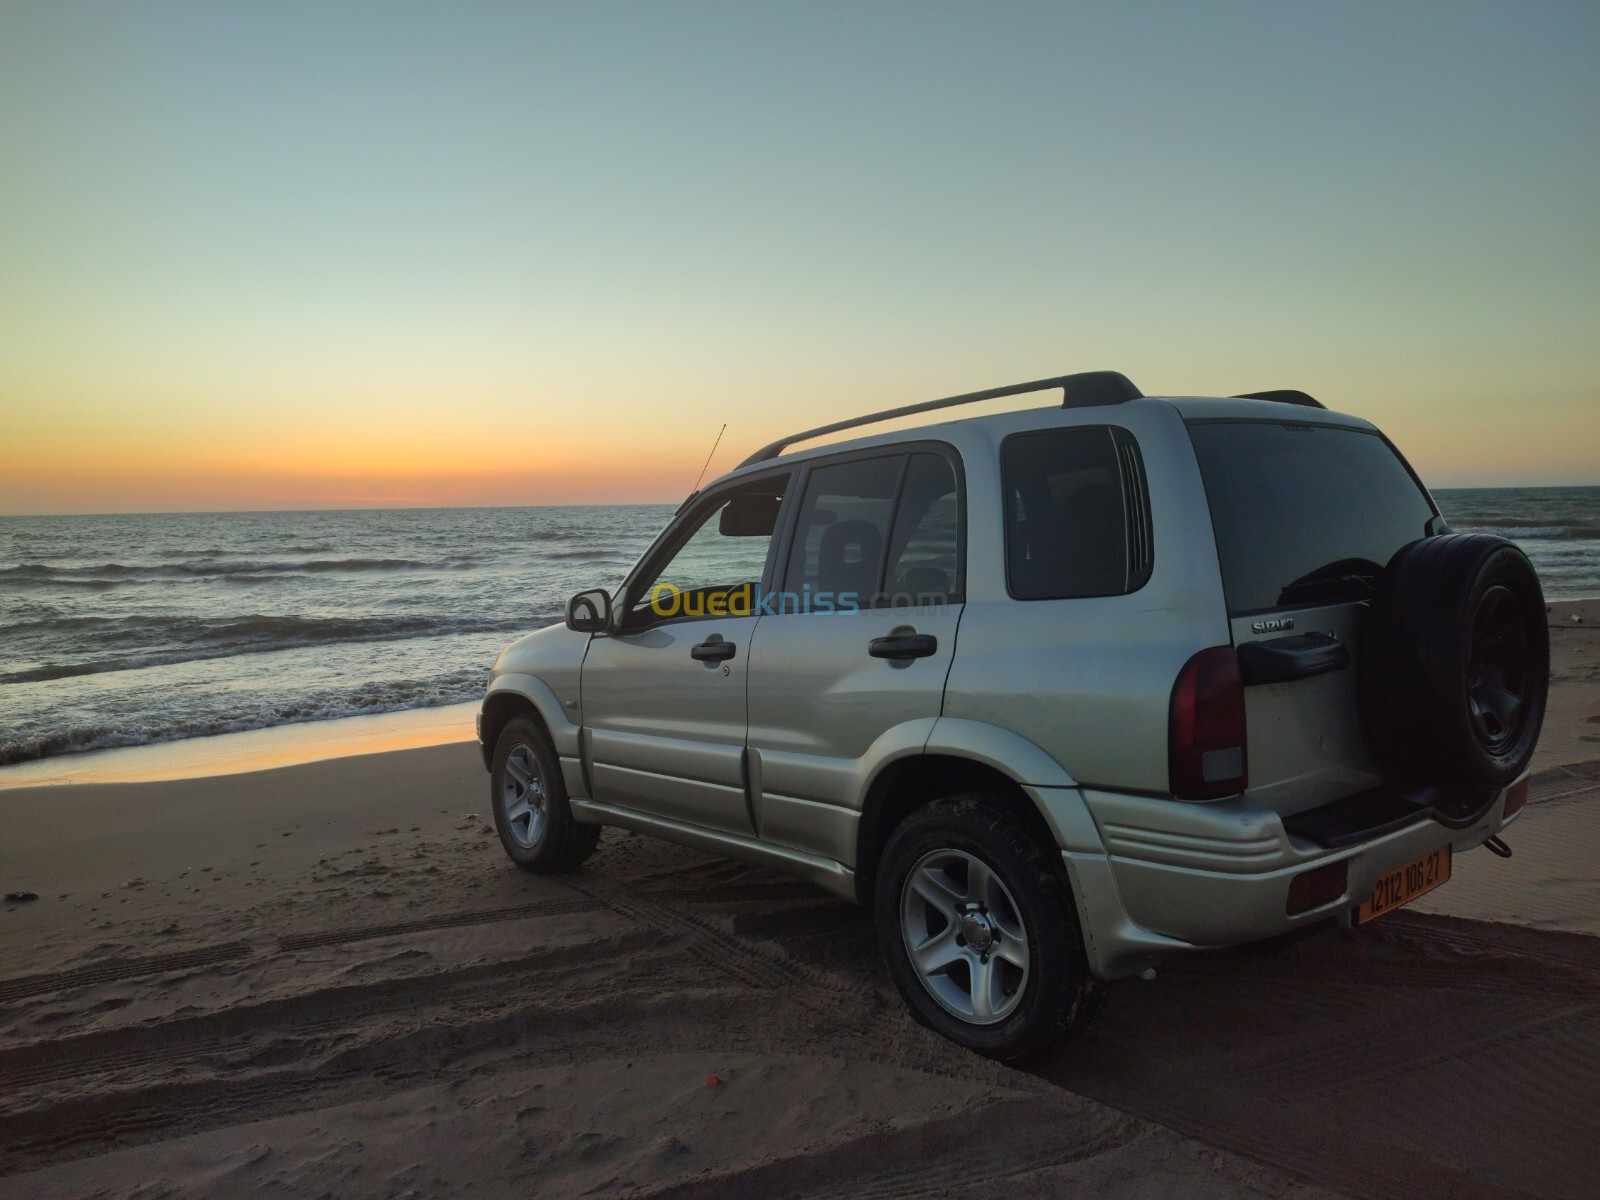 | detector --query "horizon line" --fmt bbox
[4,481,1599,520]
